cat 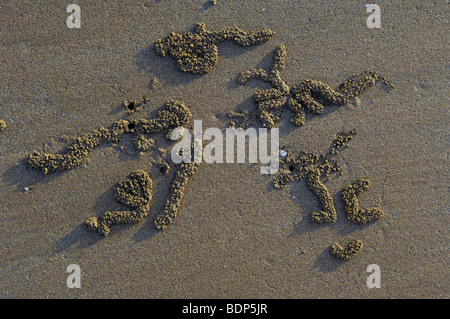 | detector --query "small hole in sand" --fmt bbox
[160,165,168,174]
[127,102,135,110]
[128,123,135,130]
